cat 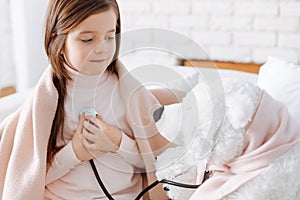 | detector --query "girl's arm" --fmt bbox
[150,87,186,106]
[116,131,145,168]
[80,115,145,168]
[149,87,182,156]
[148,132,176,157]
[46,115,98,185]
[46,129,105,185]
[45,139,82,185]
